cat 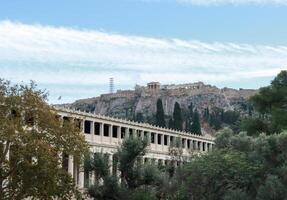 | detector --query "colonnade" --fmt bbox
[56,107,215,189]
